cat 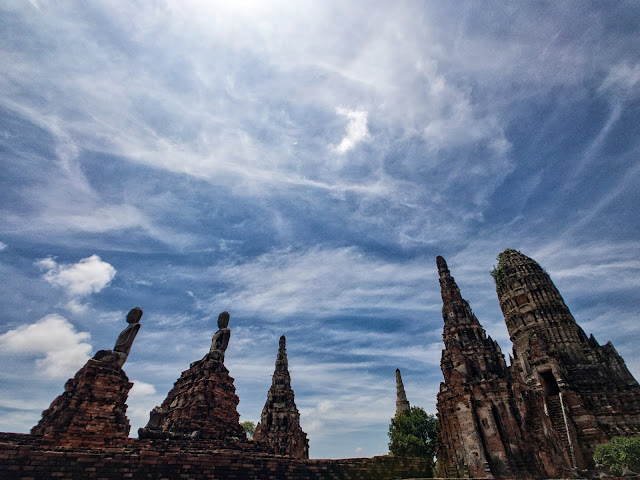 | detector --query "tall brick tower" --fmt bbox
[254,335,309,459]
[493,249,640,469]
[435,256,543,478]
